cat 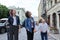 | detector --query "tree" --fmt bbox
[0,4,9,19]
